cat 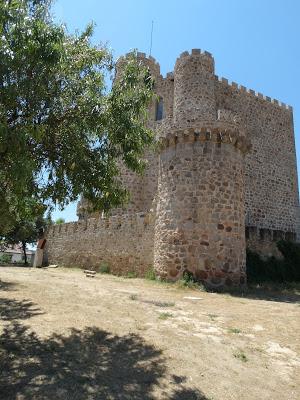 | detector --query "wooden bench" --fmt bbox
[83,269,96,278]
